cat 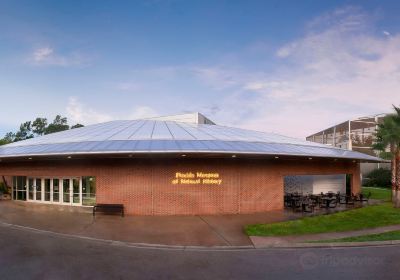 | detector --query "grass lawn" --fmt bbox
[362,187,391,201]
[245,203,400,237]
[310,230,400,243]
